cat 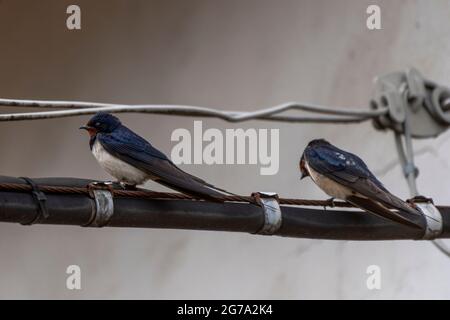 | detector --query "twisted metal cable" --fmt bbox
[0,98,387,123]
[0,182,354,207]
